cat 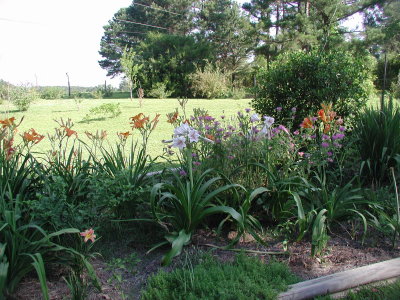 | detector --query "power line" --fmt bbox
[0,17,44,26]
[115,18,169,30]
[133,1,183,16]
[117,30,148,35]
